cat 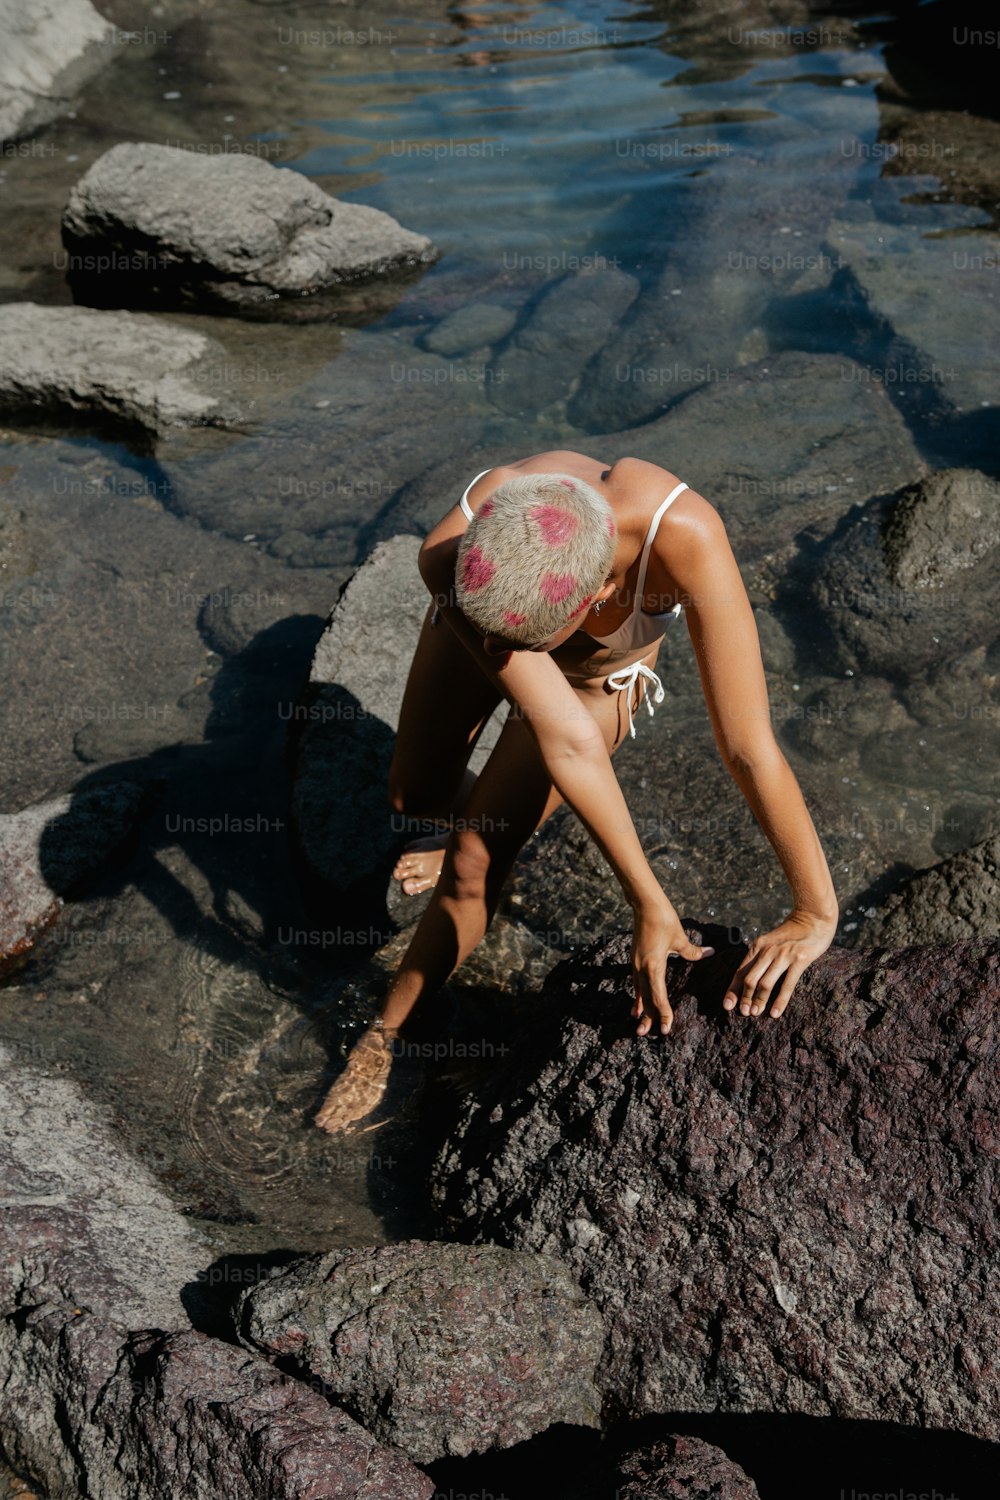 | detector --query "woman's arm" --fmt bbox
[418,533,713,1013]
[663,492,839,1020]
